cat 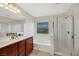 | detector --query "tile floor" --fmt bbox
[29,50,51,56]
[29,50,61,56]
